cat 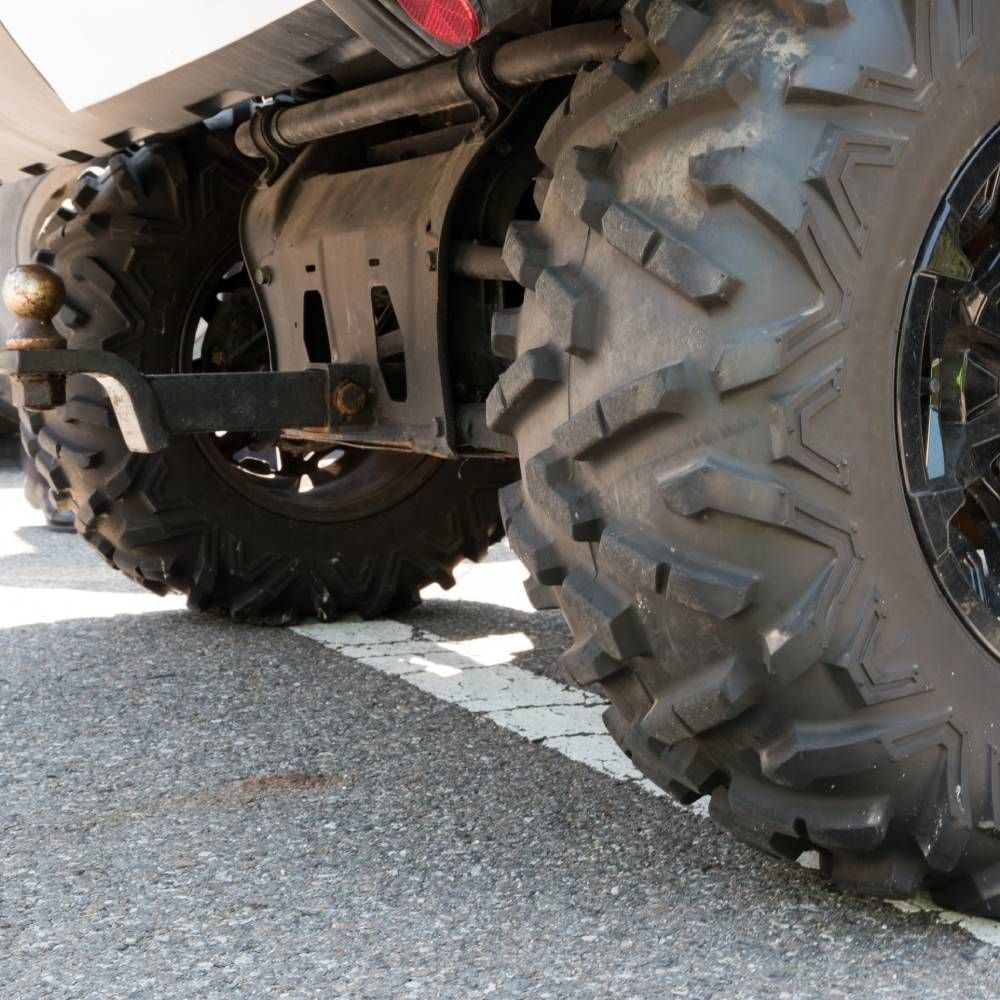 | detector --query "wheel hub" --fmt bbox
[898,126,1000,644]
[183,255,437,524]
